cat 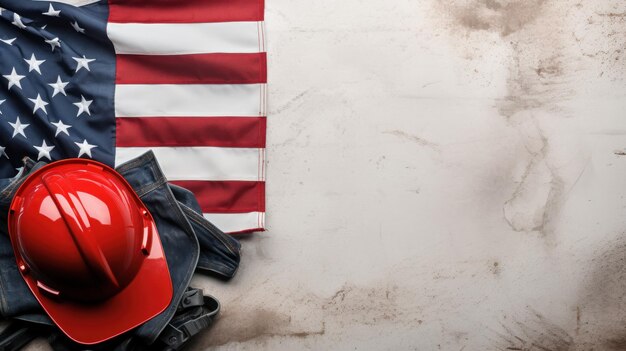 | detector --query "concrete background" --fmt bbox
[189,1,626,350]
[30,0,626,350]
